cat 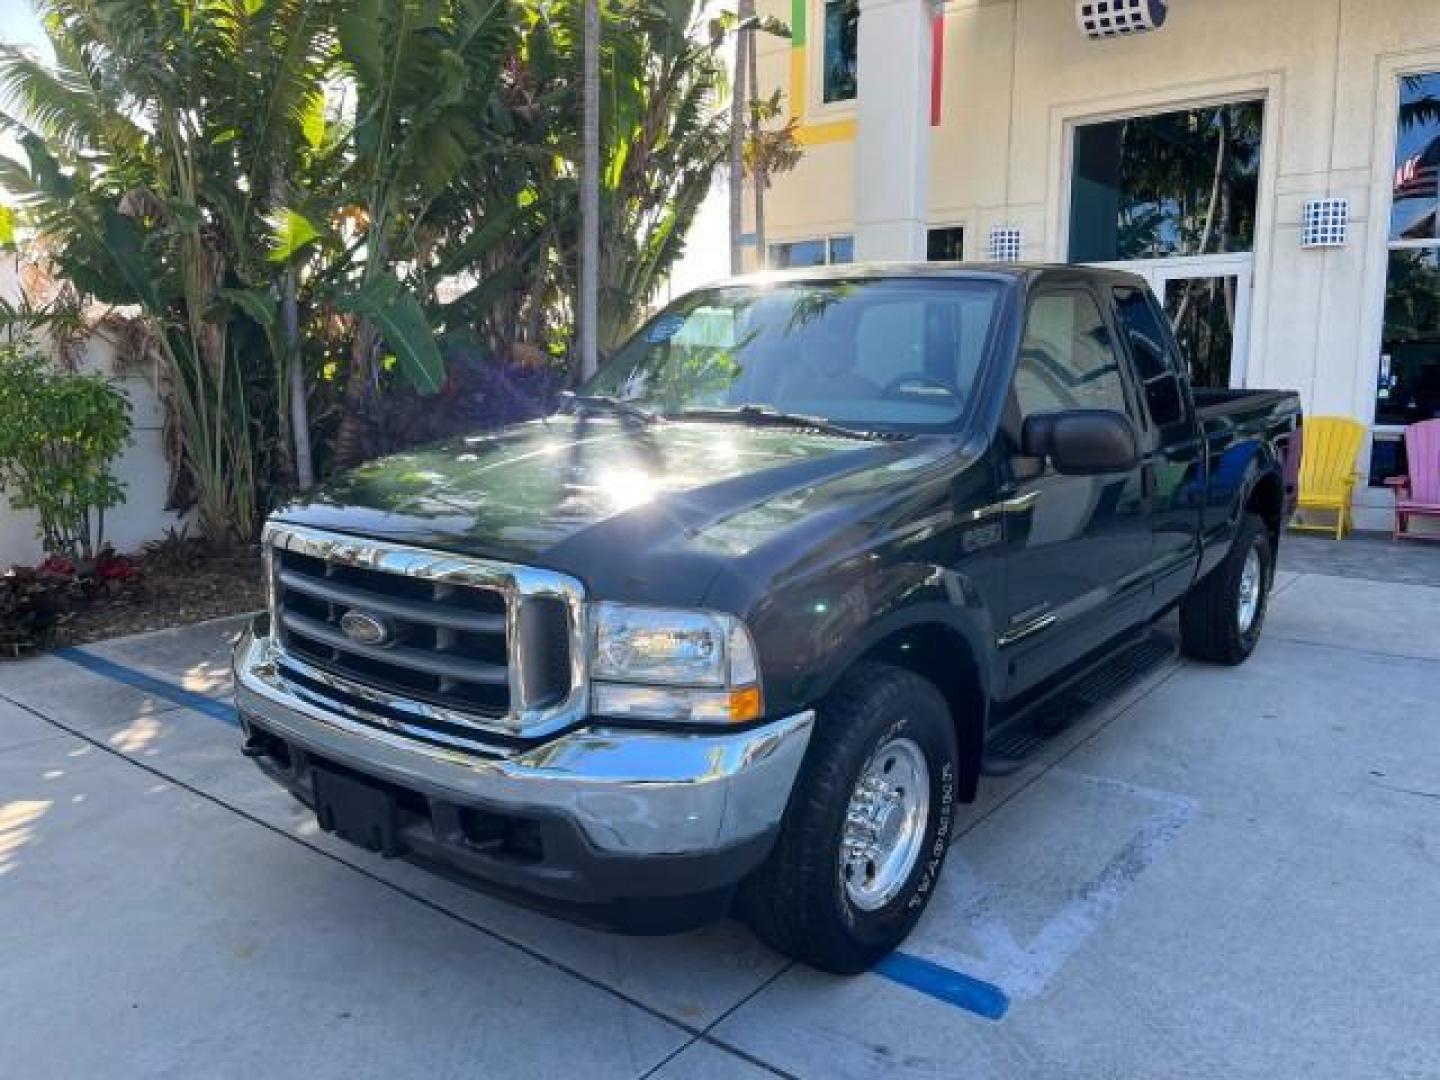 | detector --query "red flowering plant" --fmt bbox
[93,549,143,595]
[36,555,78,579]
